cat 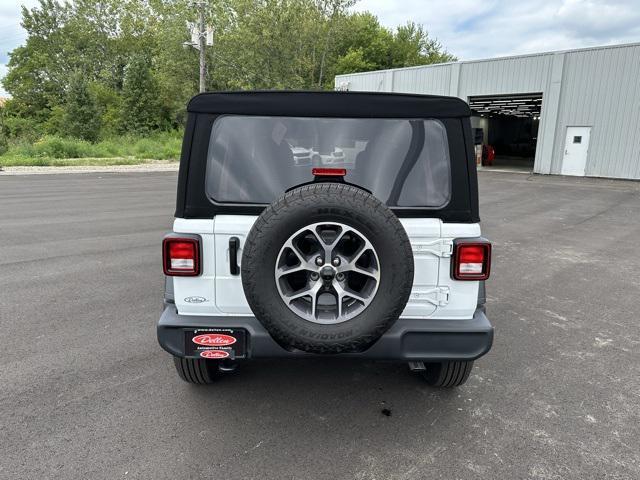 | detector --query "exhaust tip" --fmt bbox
[218,360,238,373]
